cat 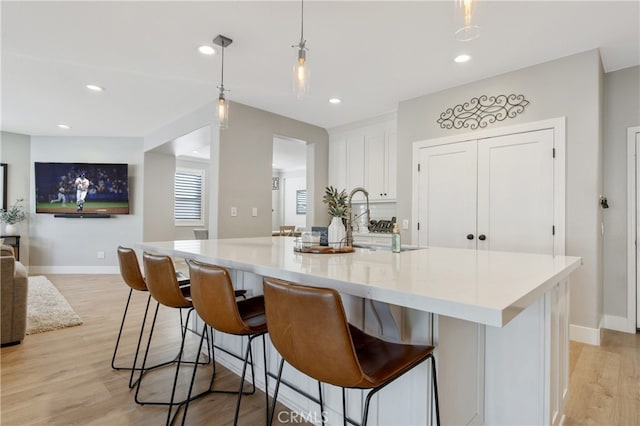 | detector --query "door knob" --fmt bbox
[478,234,486,241]
[466,234,474,240]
